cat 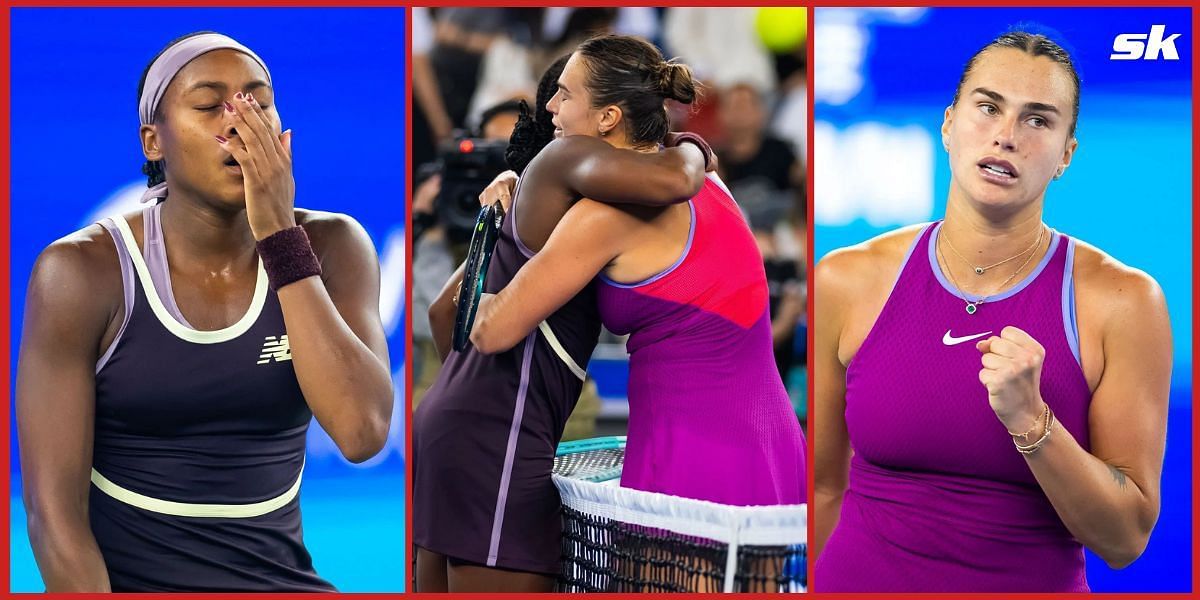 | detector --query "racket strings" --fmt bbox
[553,447,624,483]
[452,204,503,351]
